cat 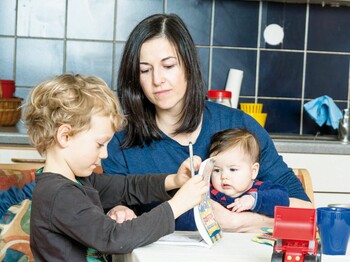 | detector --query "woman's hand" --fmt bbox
[211,200,273,233]
[107,205,137,223]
